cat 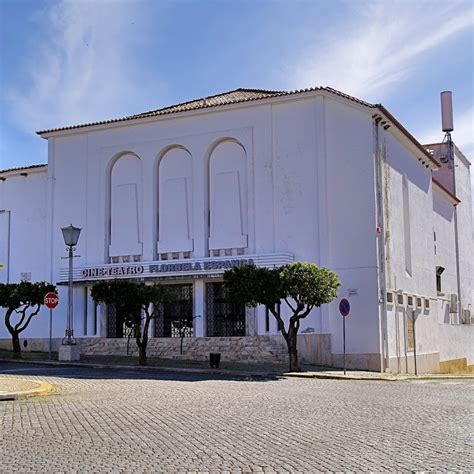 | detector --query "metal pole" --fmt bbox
[343,316,346,375]
[49,308,52,360]
[412,310,417,376]
[65,245,75,344]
